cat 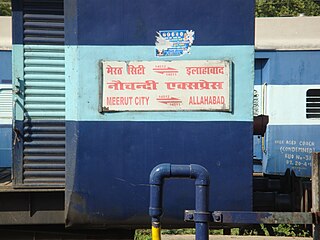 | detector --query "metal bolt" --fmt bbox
[212,213,221,222]
[186,213,194,220]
